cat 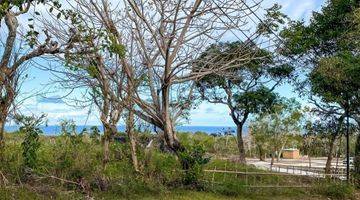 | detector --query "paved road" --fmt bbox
[246,157,347,179]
